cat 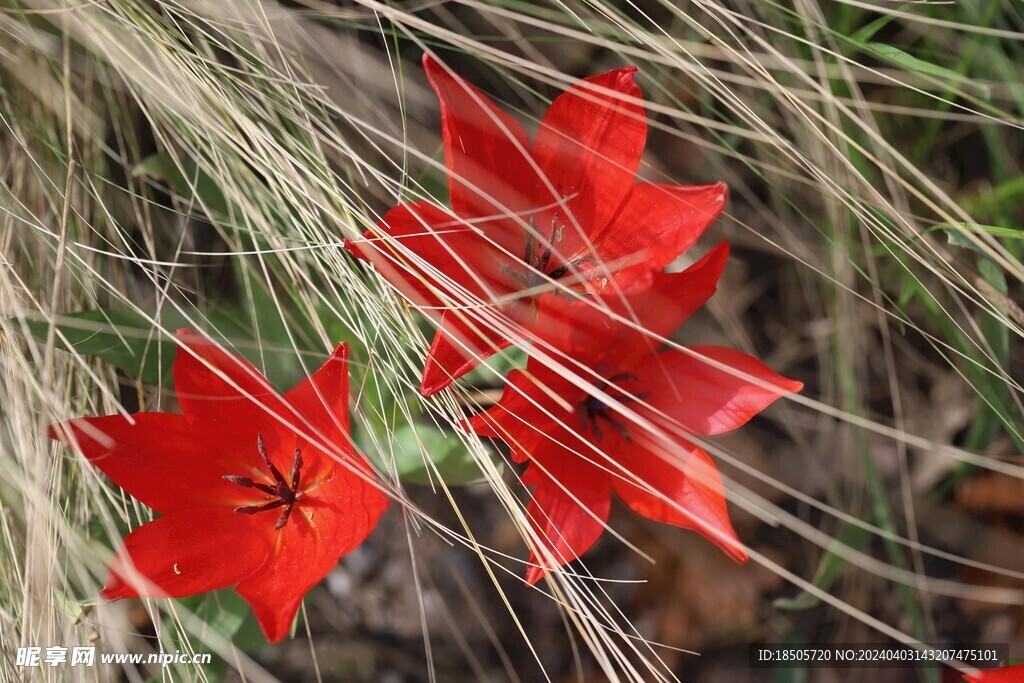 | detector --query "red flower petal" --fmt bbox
[636,345,803,436]
[422,54,536,251]
[965,665,1024,682]
[521,442,611,584]
[534,242,729,368]
[282,343,354,481]
[233,513,322,642]
[101,508,270,599]
[235,480,387,643]
[610,442,746,562]
[615,242,729,354]
[419,308,516,396]
[49,414,251,513]
[345,202,511,311]
[532,67,646,269]
[172,330,294,471]
[586,182,728,293]
[284,343,350,442]
[314,451,391,520]
[465,365,573,458]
